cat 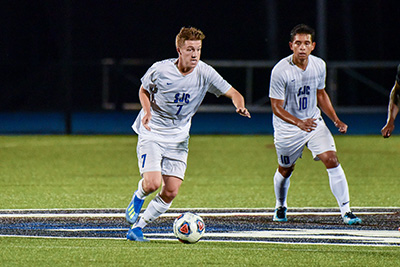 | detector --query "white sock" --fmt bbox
[134,178,148,200]
[327,164,351,217]
[135,193,171,229]
[274,169,291,208]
